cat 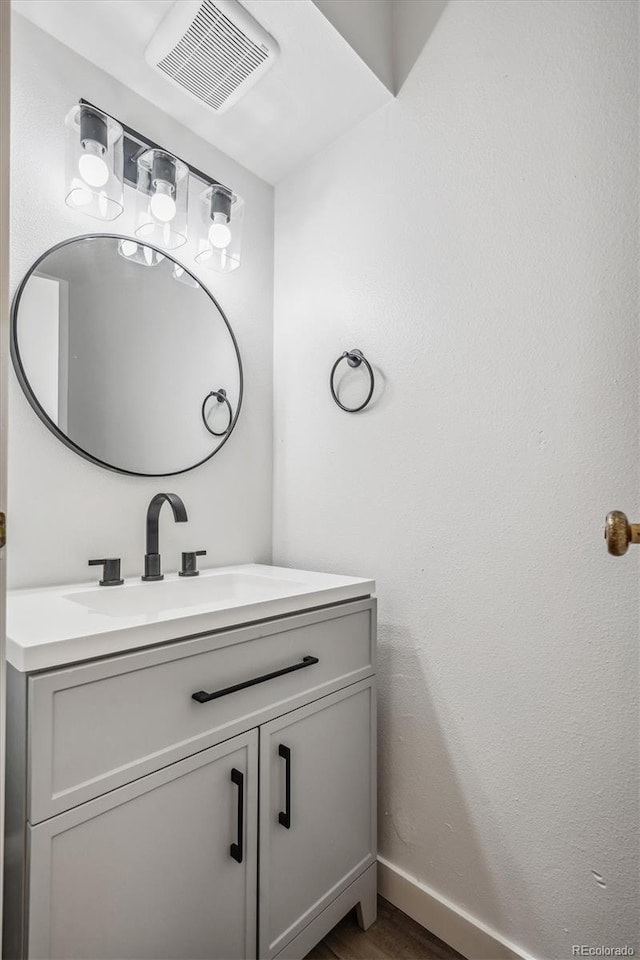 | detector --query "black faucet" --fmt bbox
[142,493,188,581]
